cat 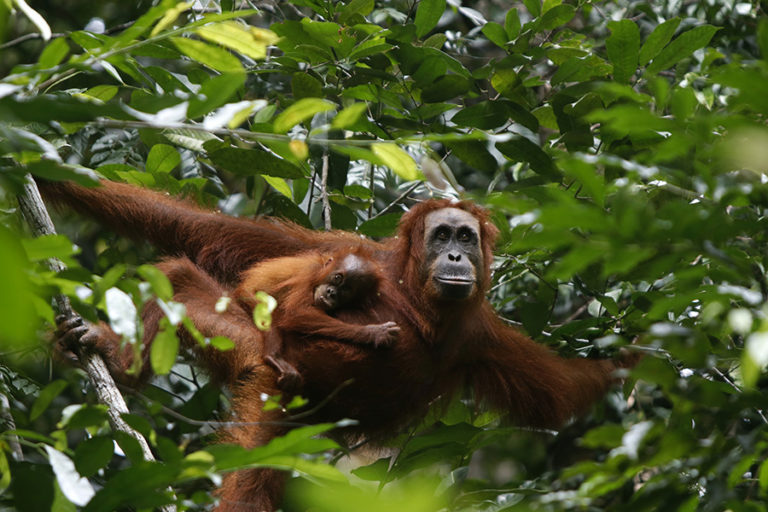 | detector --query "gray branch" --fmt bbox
[18,176,176,512]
